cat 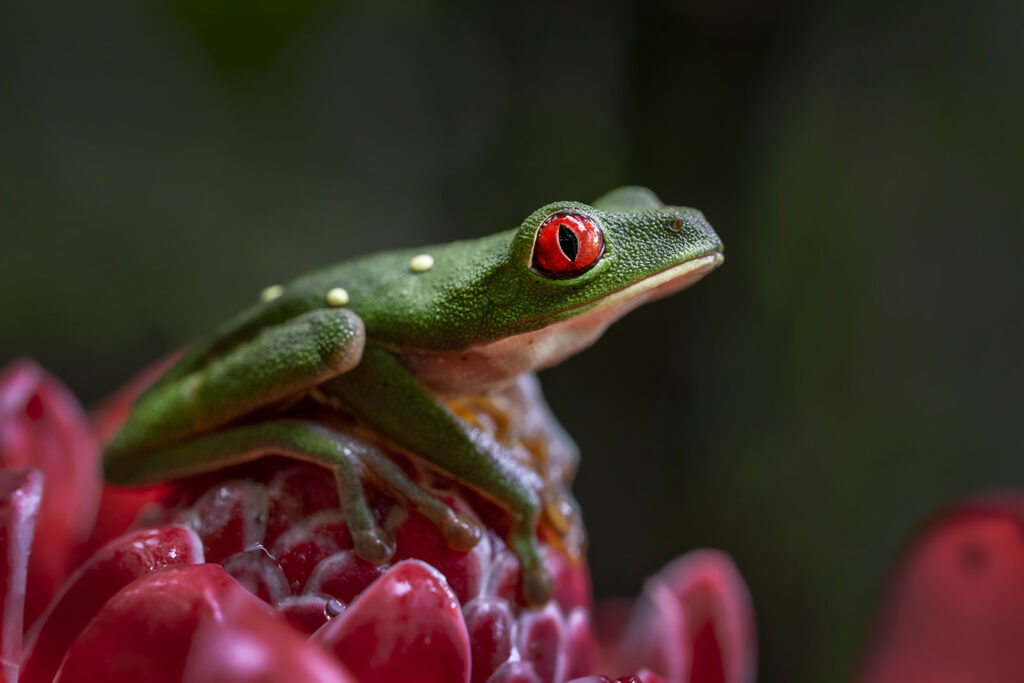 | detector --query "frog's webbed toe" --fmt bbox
[440,512,484,551]
[510,518,553,606]
[351,526,396,563]
[524,566,554,606]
